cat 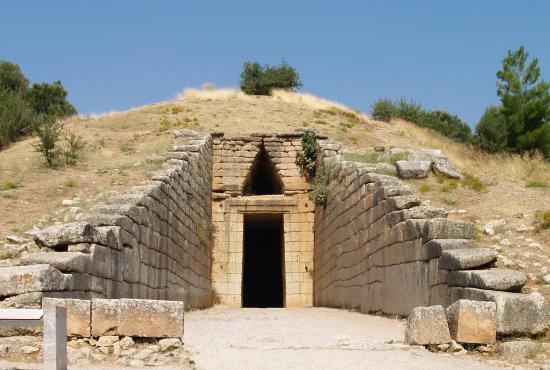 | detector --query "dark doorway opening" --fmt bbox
[242,214,284,308]
[243,143,284,195]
